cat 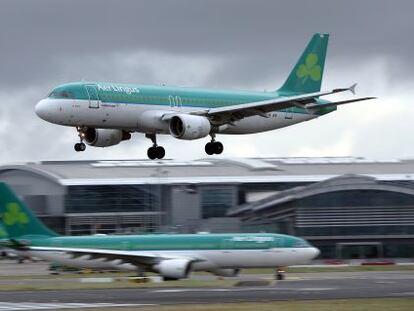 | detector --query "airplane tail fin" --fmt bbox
[278,33,329,94]
[0,183,58,239]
